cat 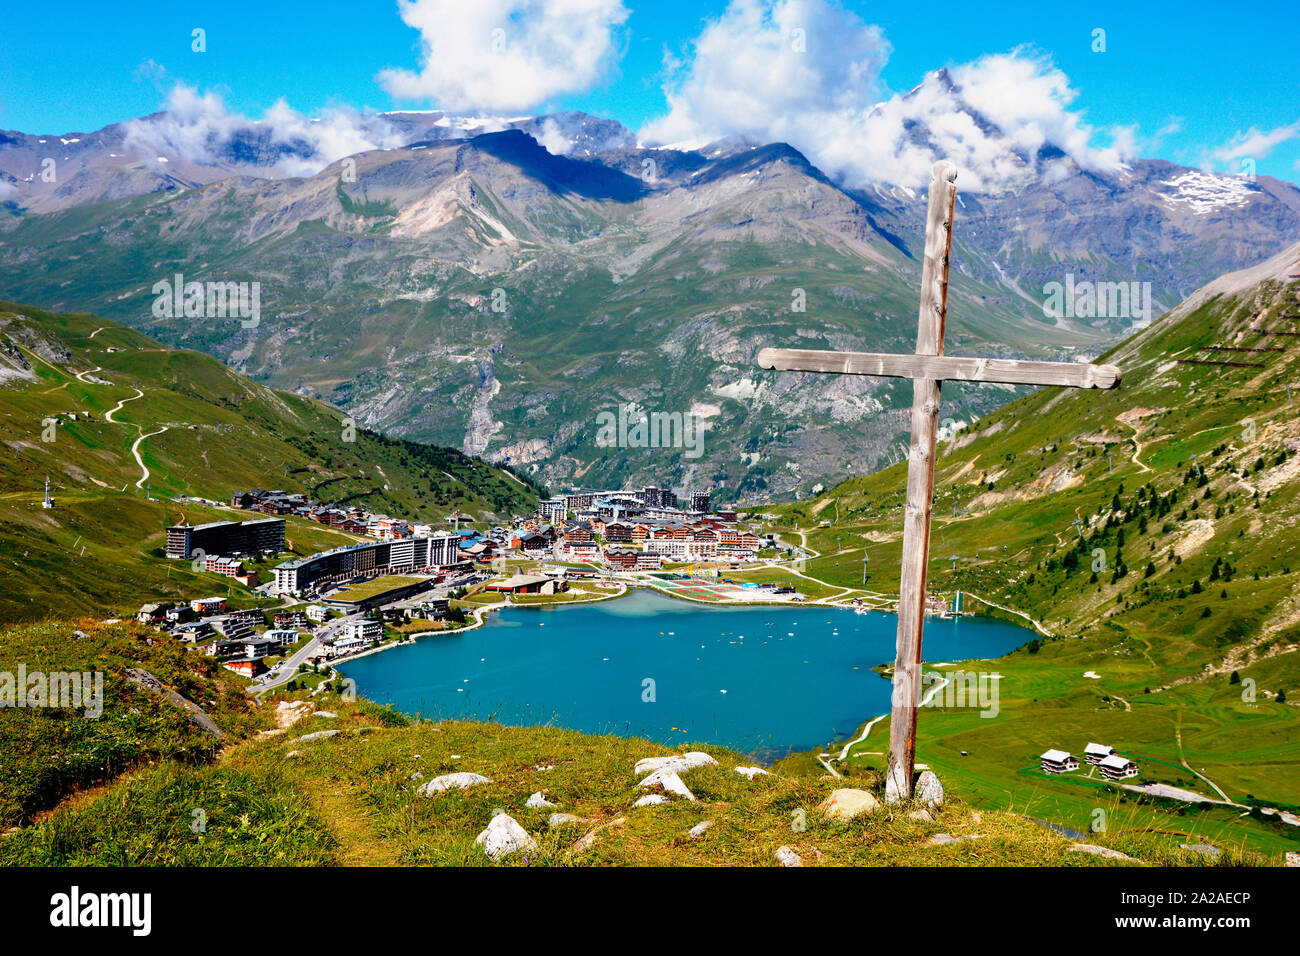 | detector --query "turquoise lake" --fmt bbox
[339,589,1032,761]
